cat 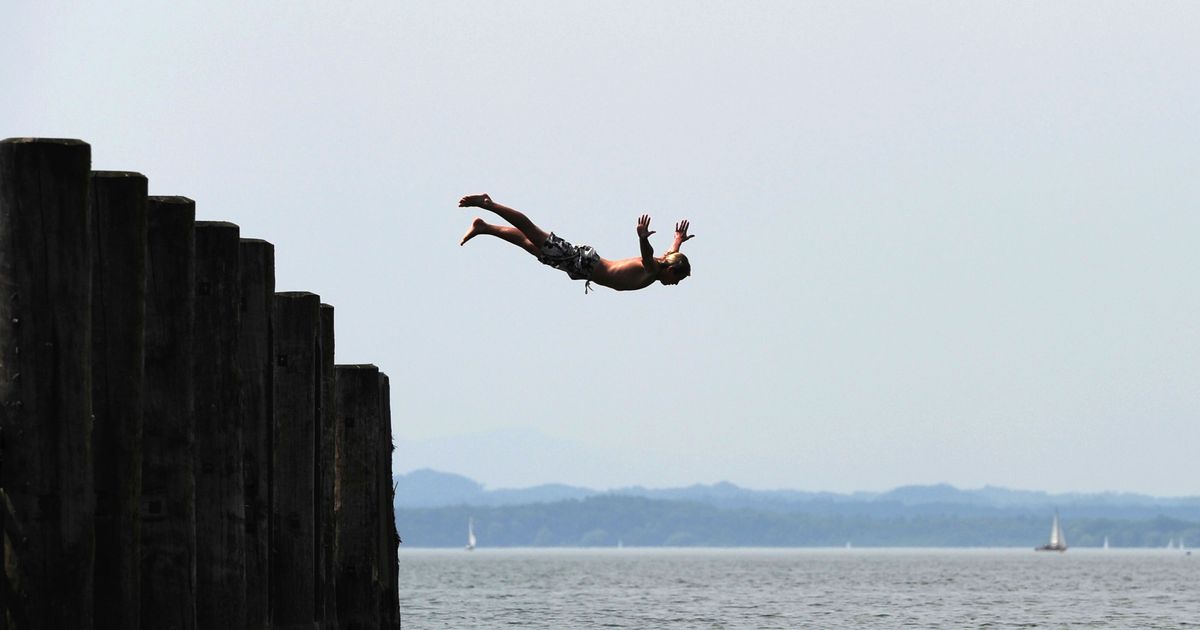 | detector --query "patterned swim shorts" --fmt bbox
[538,233,599,281]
